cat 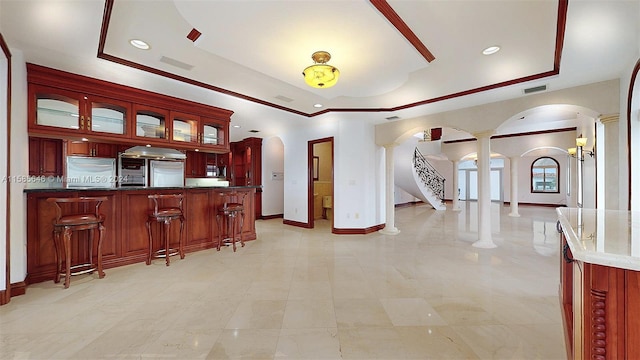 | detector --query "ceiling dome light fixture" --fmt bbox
[129,39,150,50]
[302,51,340,88]
[482,45,500,55]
